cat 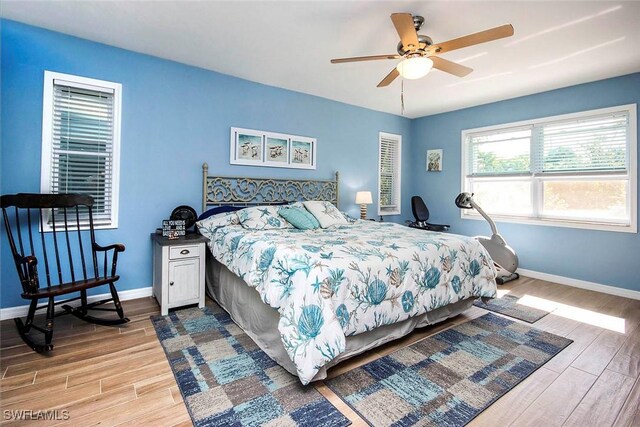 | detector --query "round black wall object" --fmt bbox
[170,205,197,230]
